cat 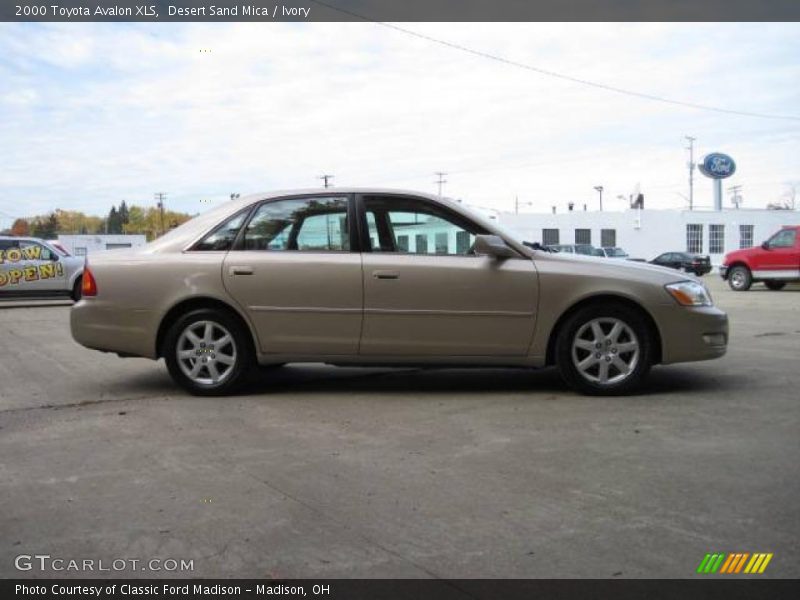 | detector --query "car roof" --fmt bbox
[143,187,529,256]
